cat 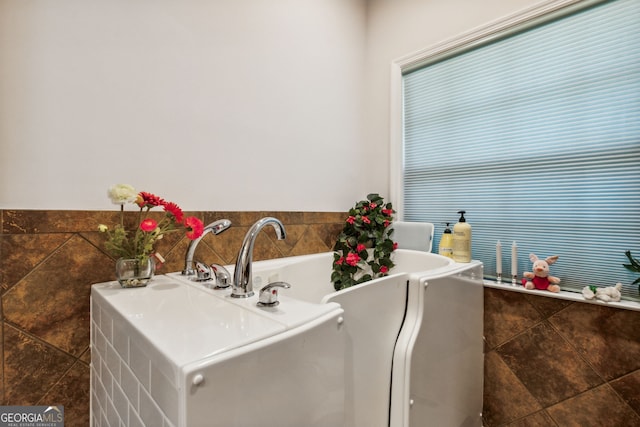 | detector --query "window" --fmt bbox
[400,0,640,299]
